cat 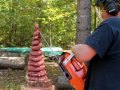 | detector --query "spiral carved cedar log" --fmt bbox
[24,23,52,90]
